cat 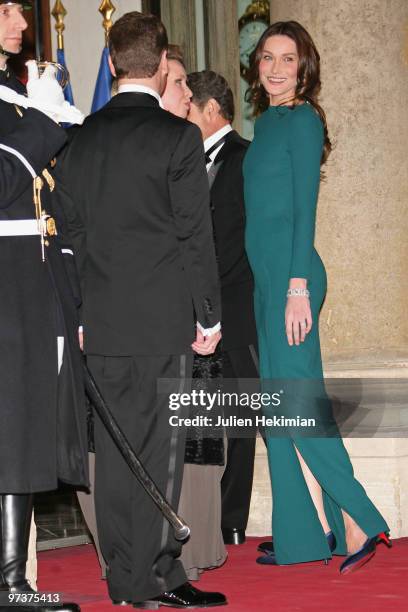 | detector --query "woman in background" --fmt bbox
[243,21,390,574]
